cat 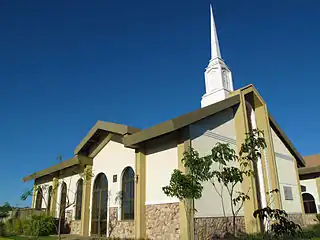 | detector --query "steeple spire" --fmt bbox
[210,4,221,59]
[201,5,234,108]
